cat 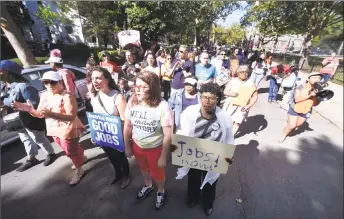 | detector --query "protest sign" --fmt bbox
[118,30,141,48]
[172,134,236,174]
[86,112,124,152]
